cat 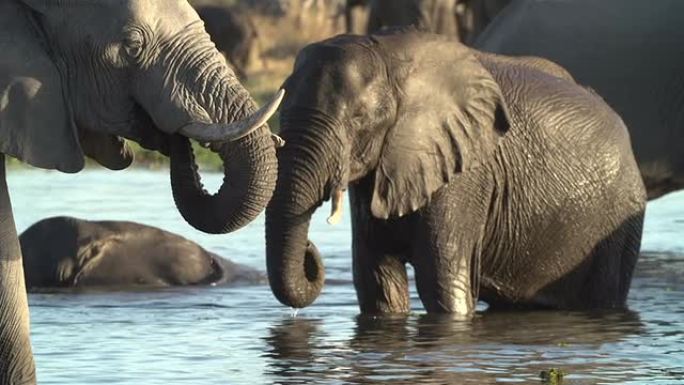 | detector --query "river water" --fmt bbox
[6,168,684,385]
